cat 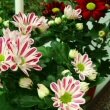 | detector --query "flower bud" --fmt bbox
[3,20,9,27]
[88,72,97,81]
[69,49,79,59]
[0,17,3,23]
[76,23,83,30]
[80,82,89,93]
[19,77,33,89]
[61,69,71,76]
[98,30,106,37]
[48,20,55,26]
[62,15,66,19]
[55,17,62,24]
[37,84,49,99]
